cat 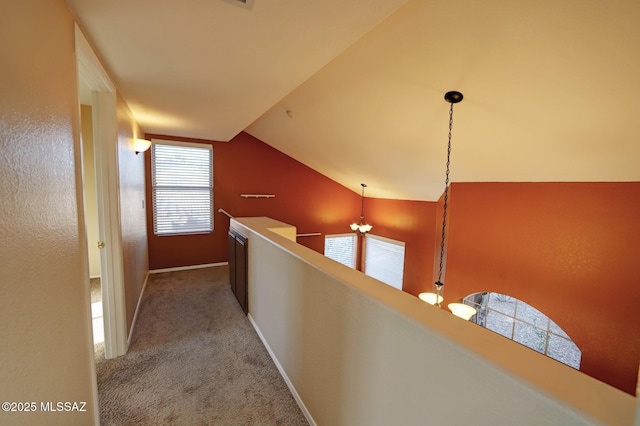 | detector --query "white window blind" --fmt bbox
[152,140,213,236]
[364,234,405,290]
[324,234,357,268]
